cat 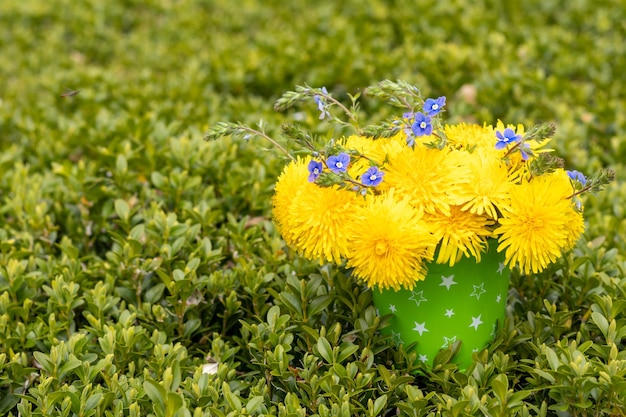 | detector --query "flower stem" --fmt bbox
[243,126,296,162]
